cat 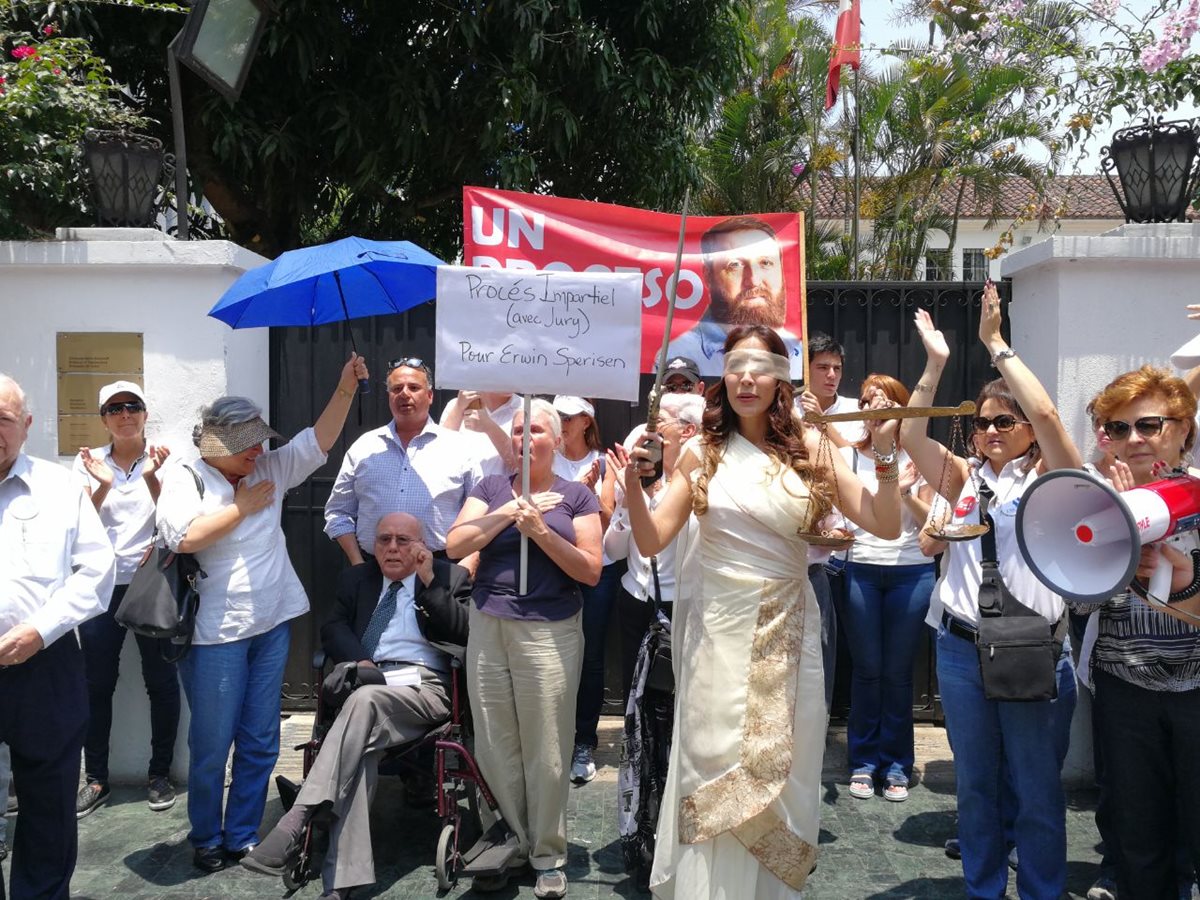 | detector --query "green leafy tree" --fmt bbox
[0,22,147,238]
[14,0,751,258]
